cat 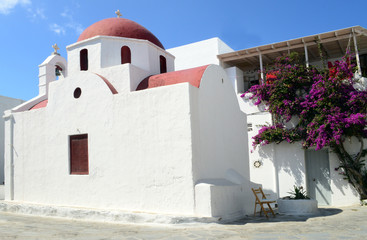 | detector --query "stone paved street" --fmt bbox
[0,205,366,239]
